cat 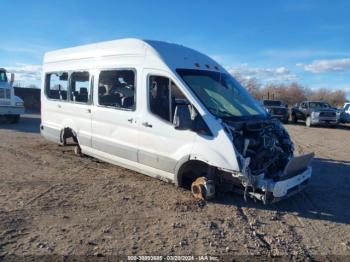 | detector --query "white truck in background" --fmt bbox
[0,68,25,123]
